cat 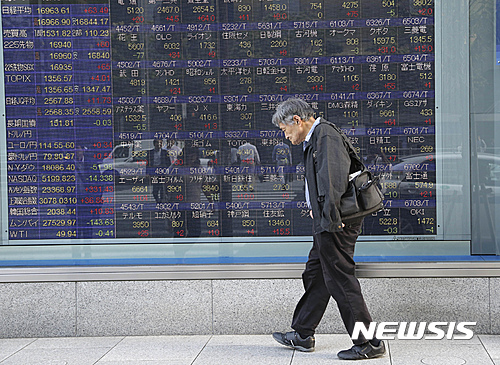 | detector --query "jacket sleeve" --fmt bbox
[315,132,351,232]
[254,145,261,165]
